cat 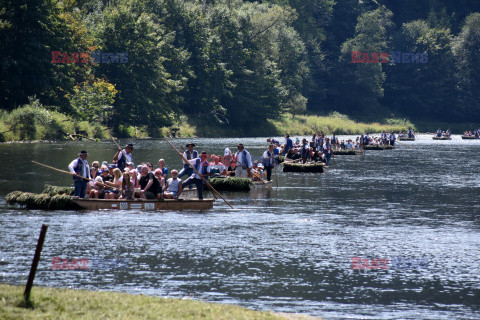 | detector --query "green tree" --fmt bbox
[339,6,394,117]
[453,13,480,119]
